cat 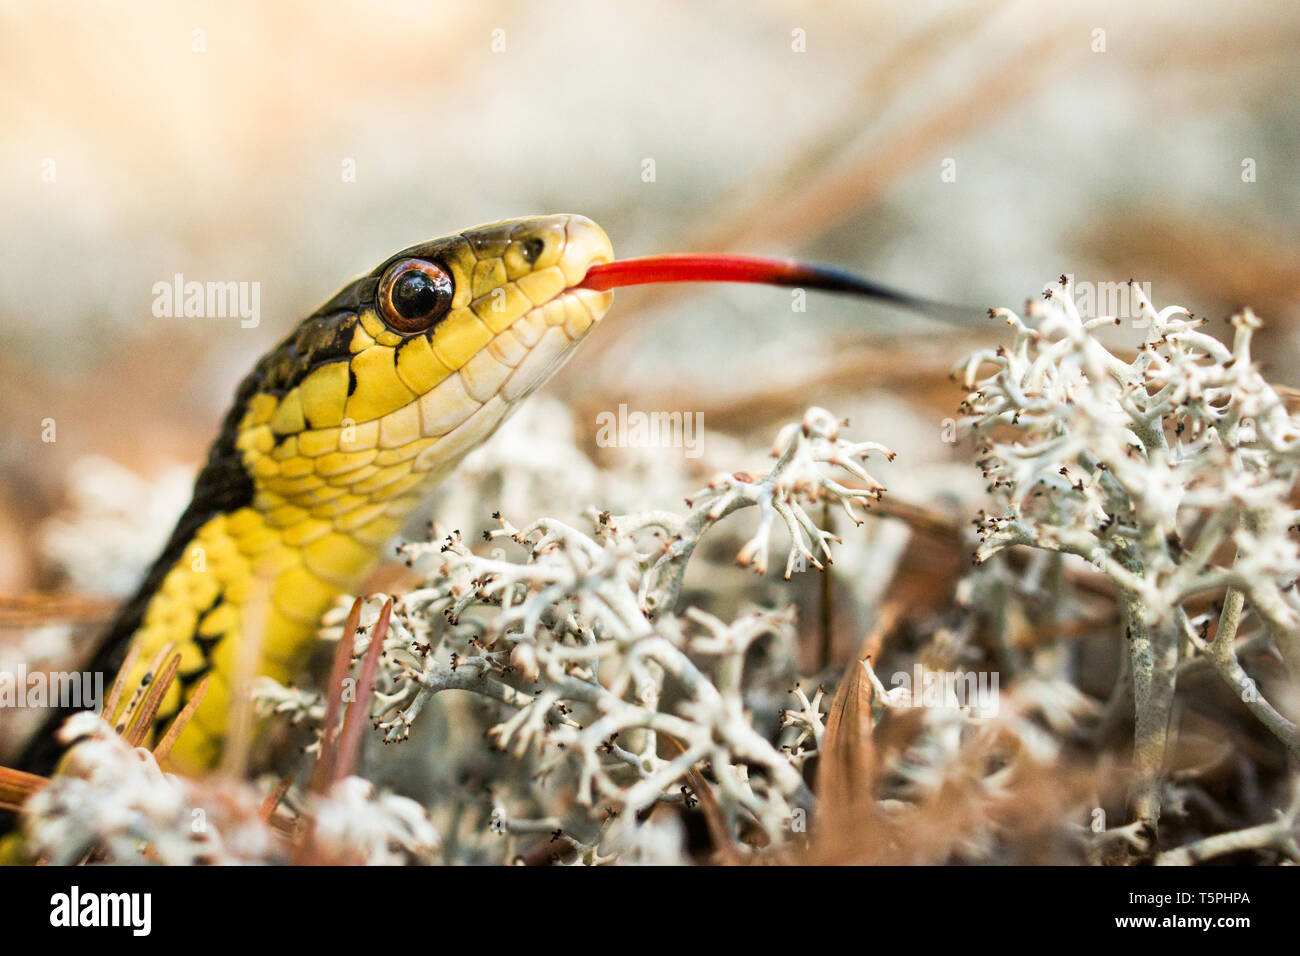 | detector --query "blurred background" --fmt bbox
[0,0,1297,667]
